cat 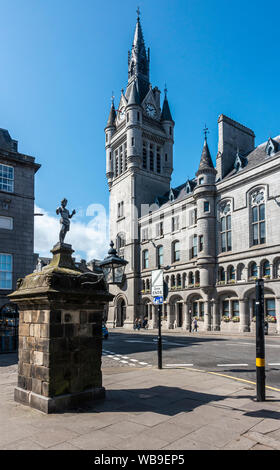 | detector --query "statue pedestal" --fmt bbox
[9,243,113,413]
